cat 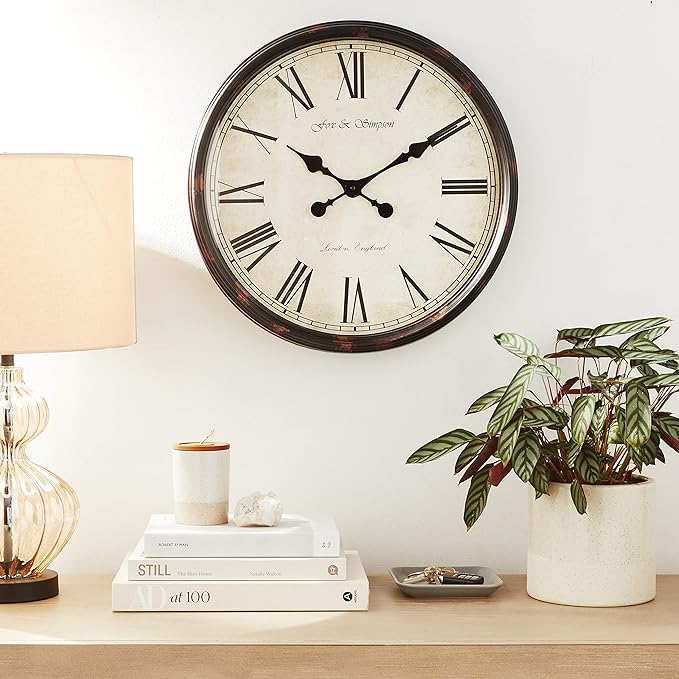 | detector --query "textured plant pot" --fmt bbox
[527,478,655,607]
